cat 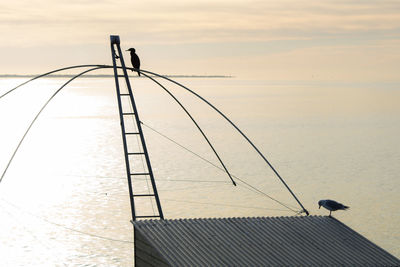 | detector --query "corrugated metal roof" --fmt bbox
[134,216,399,266]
